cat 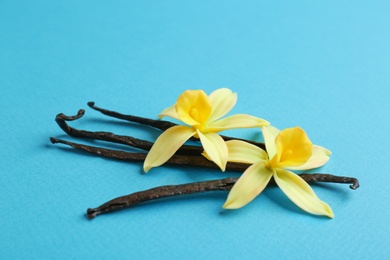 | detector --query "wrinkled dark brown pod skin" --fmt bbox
[86,174,358,219]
